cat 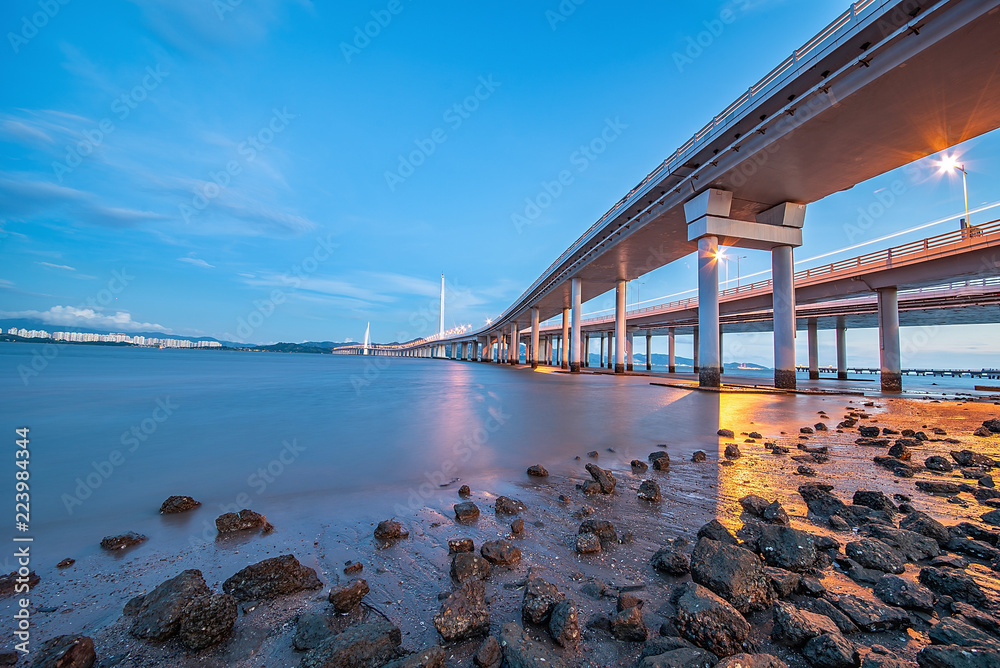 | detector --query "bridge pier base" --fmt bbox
[696,236,721,387]
[668,327,676,373]
[560,309,570,369]
[599,333,605,368]
[773,245,797,389]
[626,330,634,372]
[878,287,903,392]
[615,280,626,374]
[607,331,613,369]
[836,317,848,380]
[530,307,539,368]
[646,333,652,371]
[693,327,699,374]
[808,318,819,380]
[570,277,582,372]
[510,322,519,365]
